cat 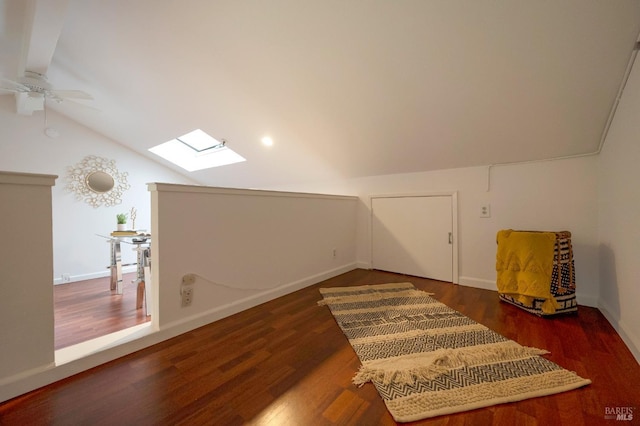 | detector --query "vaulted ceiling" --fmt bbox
[1,0,639,188]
